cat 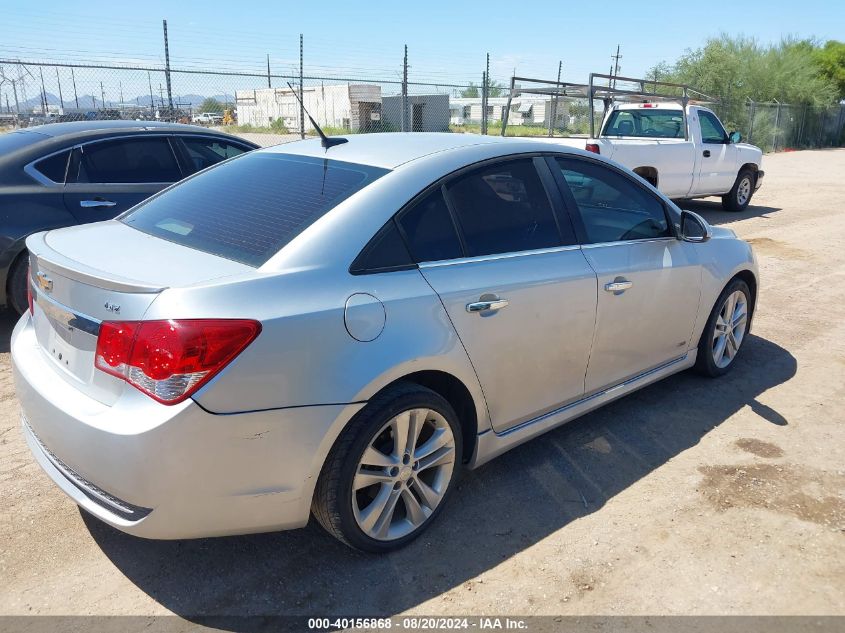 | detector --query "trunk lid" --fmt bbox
[27,221,252,405]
